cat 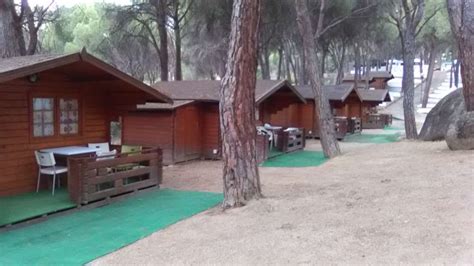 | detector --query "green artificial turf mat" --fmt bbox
[269,147,284,158]
[0,189,76,227]
[384,125,404,131]
[343,132,400,143]
[0,189,223,265]
[262,150,327,167]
